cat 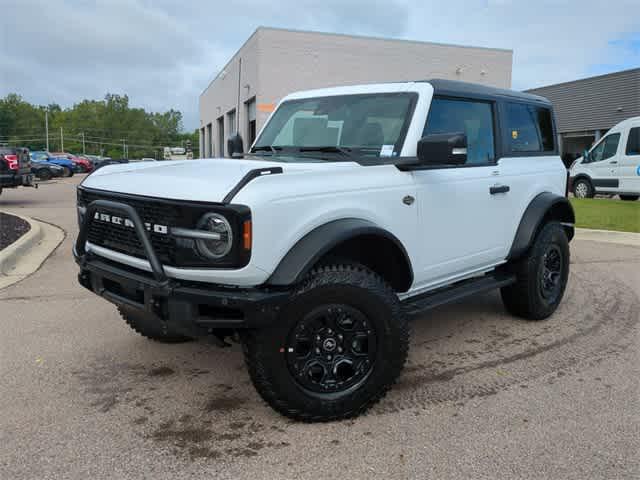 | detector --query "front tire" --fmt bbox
[36,169,52,181]
[501,222,570,320]
[61,166,73,177]
[573,178,594,198]
[118,306,193,343]
[620,195,639,201]
[242,263,409,422]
